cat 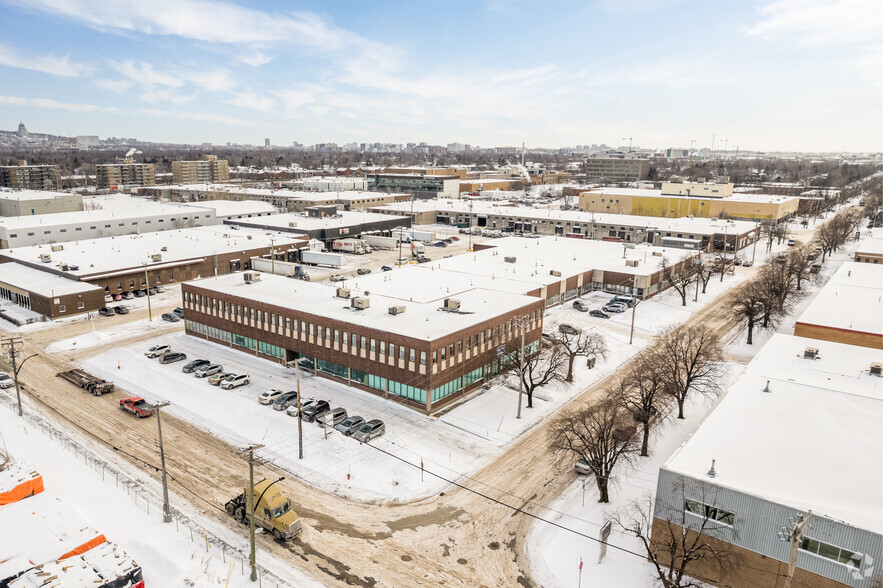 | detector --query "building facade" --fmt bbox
[582,155,650,182]
[97,159,157,189]
[0,161,61,191]
[0,189,83,216]
[0,262,105,320]
[172,155,230,184]
[370,173,460,199]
